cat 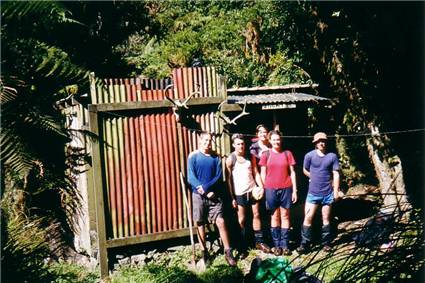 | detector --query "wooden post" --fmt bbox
[87,73,98,250]
[88,106,109,279]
